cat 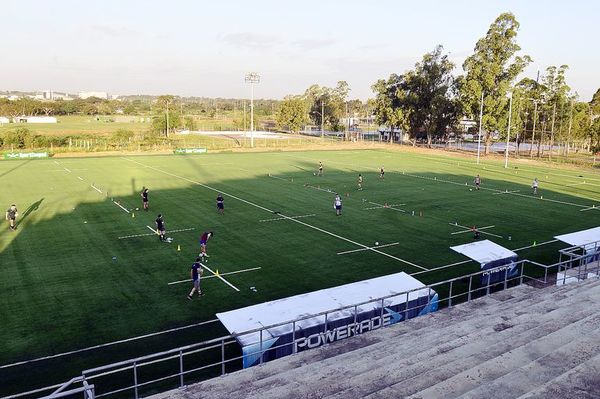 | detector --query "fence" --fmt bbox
[5,250,600,399]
